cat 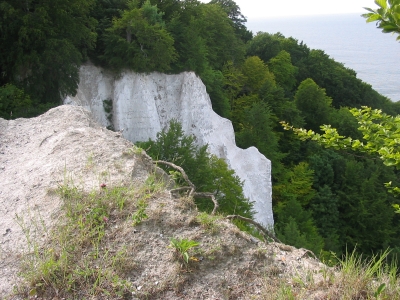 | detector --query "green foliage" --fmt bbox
[0,0,97,105]
[283,106,400,169]
[101,0,176,72]
[222,61,245,110]
[200,68,231,118]
[241,56,275,93]
[235,102,285,176]
[102,99,114,131]
[246,32,284,63]
[169,237,199,264]
[294,78,333,132]
[275,198,324,255]
[0,84,31,119]
[267,50,298,91]
[196,3,245,70]
[310,185,340,253]
[131,198,148,226]
[273,162,316,206]
[167,1,245,74]
[87,0,128,66]
[362,0,400,40]
[283,107,400,250]
[327,107,363,139]
[196,212,221,234]
[209,0,252,42]
[136,120,253,217]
